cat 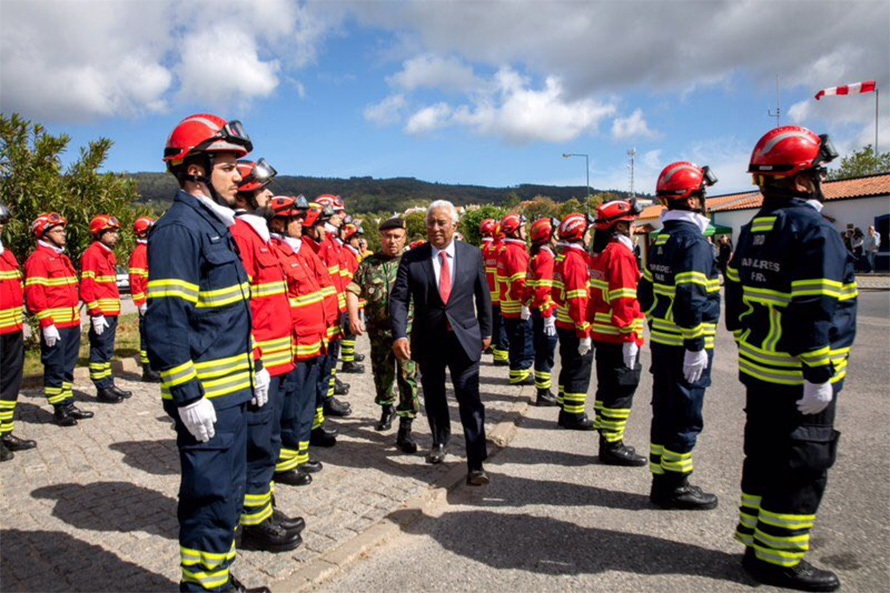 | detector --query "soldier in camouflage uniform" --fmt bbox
[345,217,419,453]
